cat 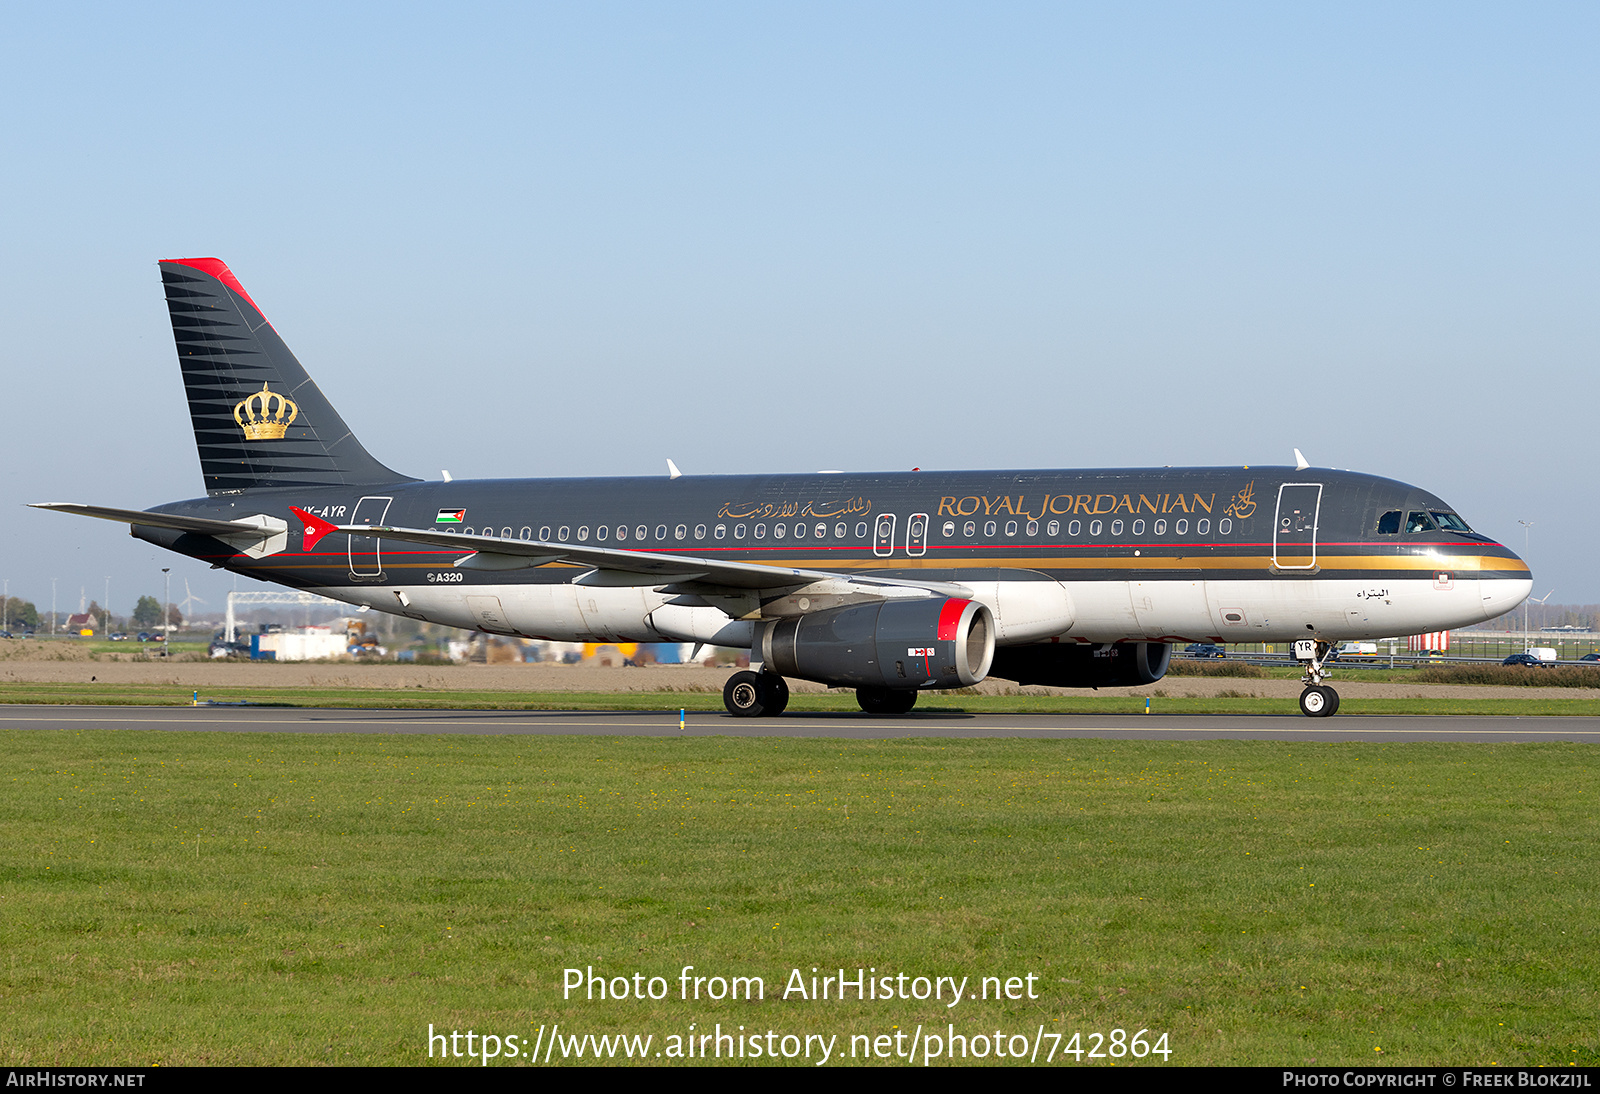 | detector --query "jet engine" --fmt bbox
[762,597,995,690]
[989,641,1171,689]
